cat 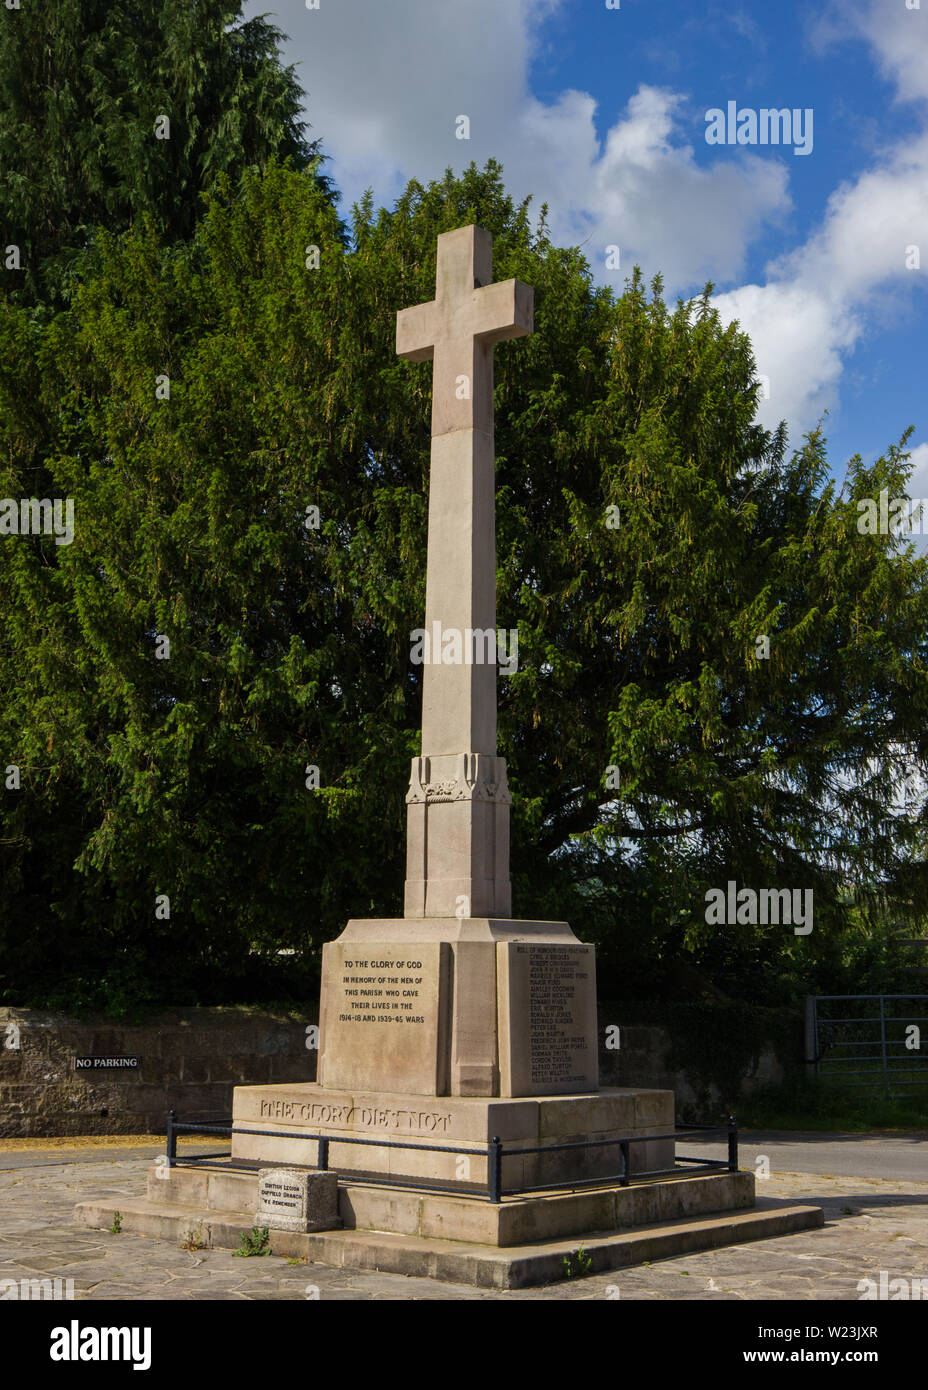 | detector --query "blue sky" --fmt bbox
[246,0,927,489]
